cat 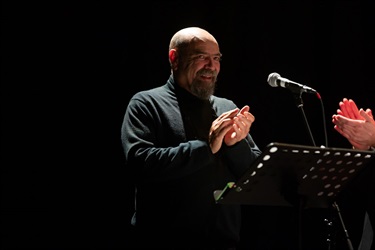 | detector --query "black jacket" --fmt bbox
[121,74,262,248]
